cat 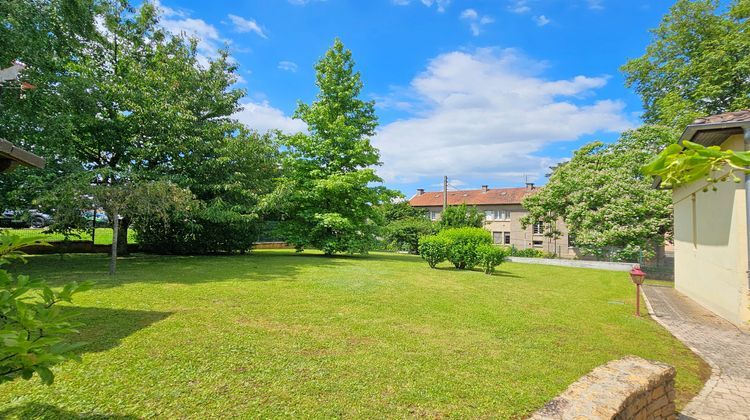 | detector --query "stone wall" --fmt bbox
[509,256,636,272]
[530,356,676,419]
